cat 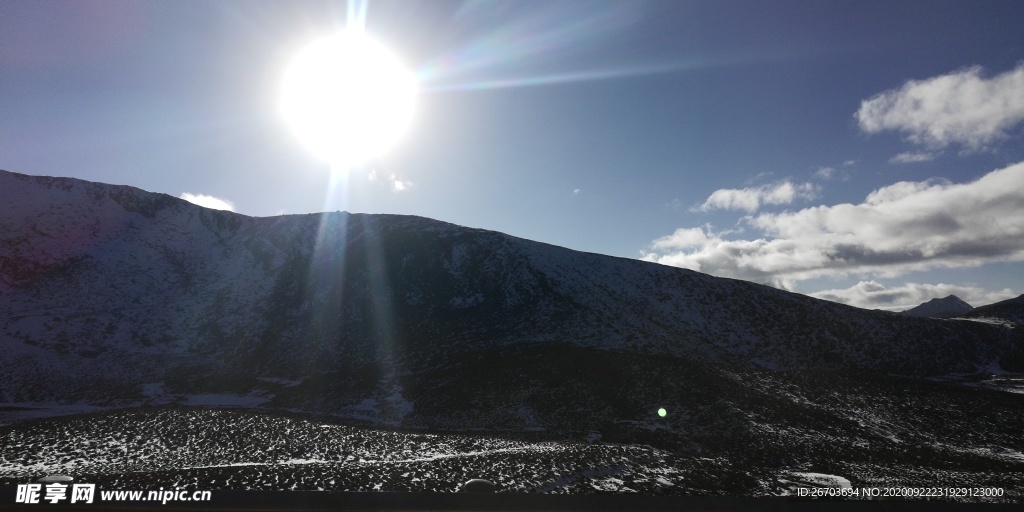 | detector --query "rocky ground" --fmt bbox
[2,364,1022,503]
